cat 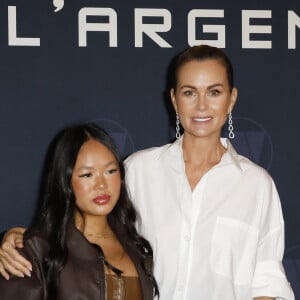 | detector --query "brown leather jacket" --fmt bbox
[0,224,155,299]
